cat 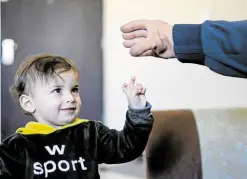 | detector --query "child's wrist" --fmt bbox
[128,102,152,119]
[128,102,151,111]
